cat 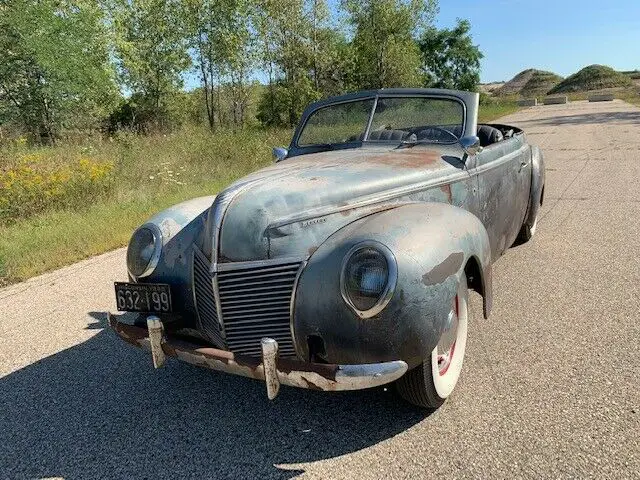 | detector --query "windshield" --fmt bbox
[297,96,464,147]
